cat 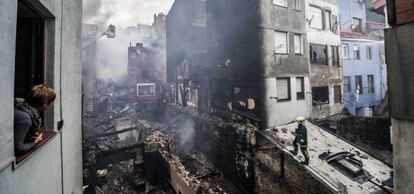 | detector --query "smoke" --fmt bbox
[83,0,174,28]
[94,28,158,81]
[174,115,196,153]
[82,0,173,81]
